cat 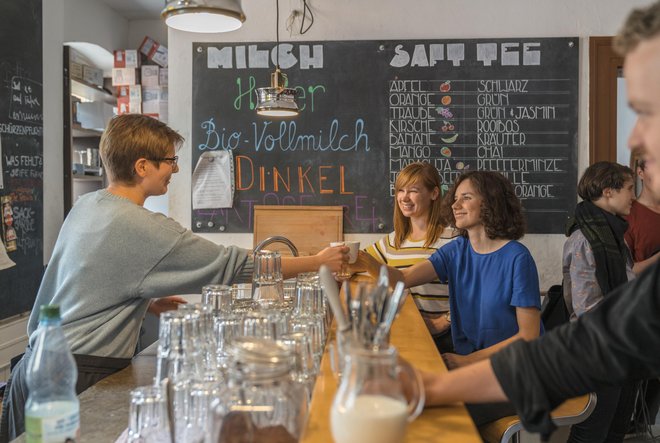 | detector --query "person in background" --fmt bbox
[358,170,542,426]
[625,157,660,433]
[419,2,660,440]
[0,114,348,441]
[562,161,637,442]
[564,162,636,321]
[626,157,660,274]
[364,162,458,353]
